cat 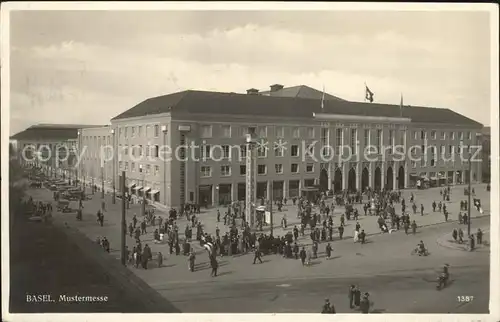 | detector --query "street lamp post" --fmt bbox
[140,164,146,217]
[111,129,116,204]
[101,162,105,199]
